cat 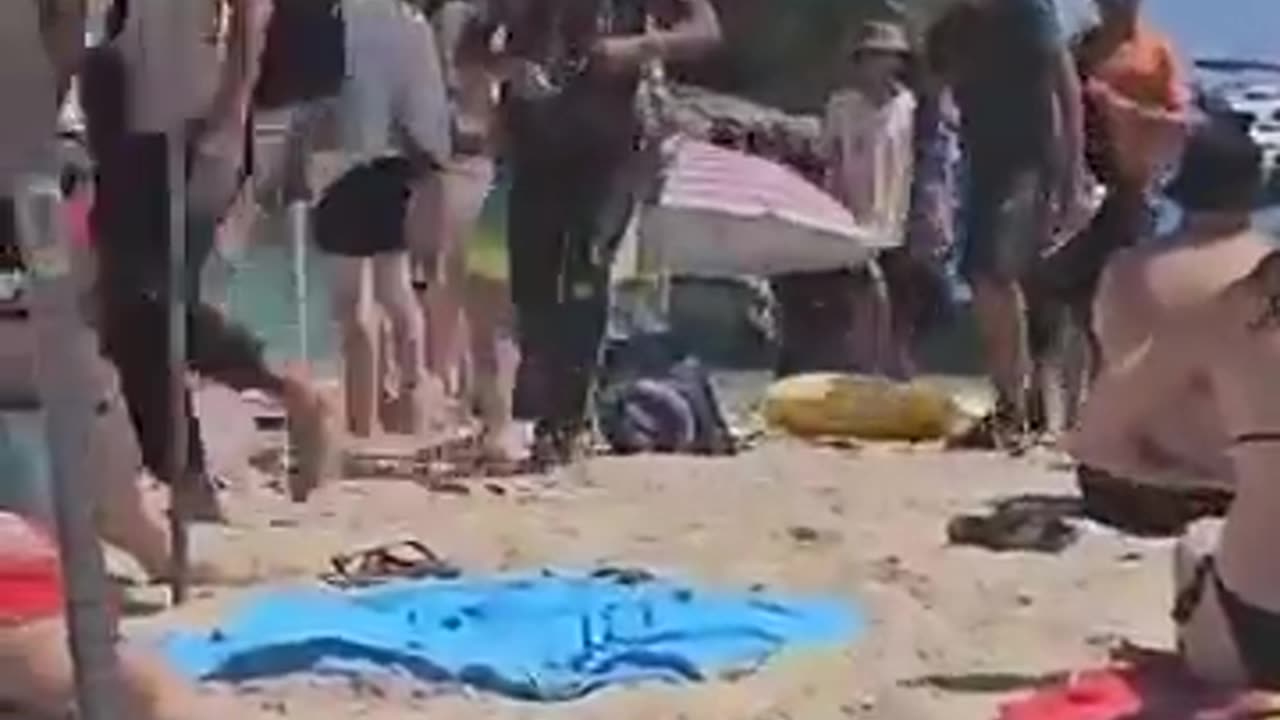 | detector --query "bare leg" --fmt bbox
[971,275,1032,439]
[331,257,377,438]
[404,171,455,389]
[467,273,523,462]
[1176,521,1250,689]
[90,390,171,580]
[371,252,427,435]
[848,264,894,376]
[419,160,495,397]
[0,619,231,720]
